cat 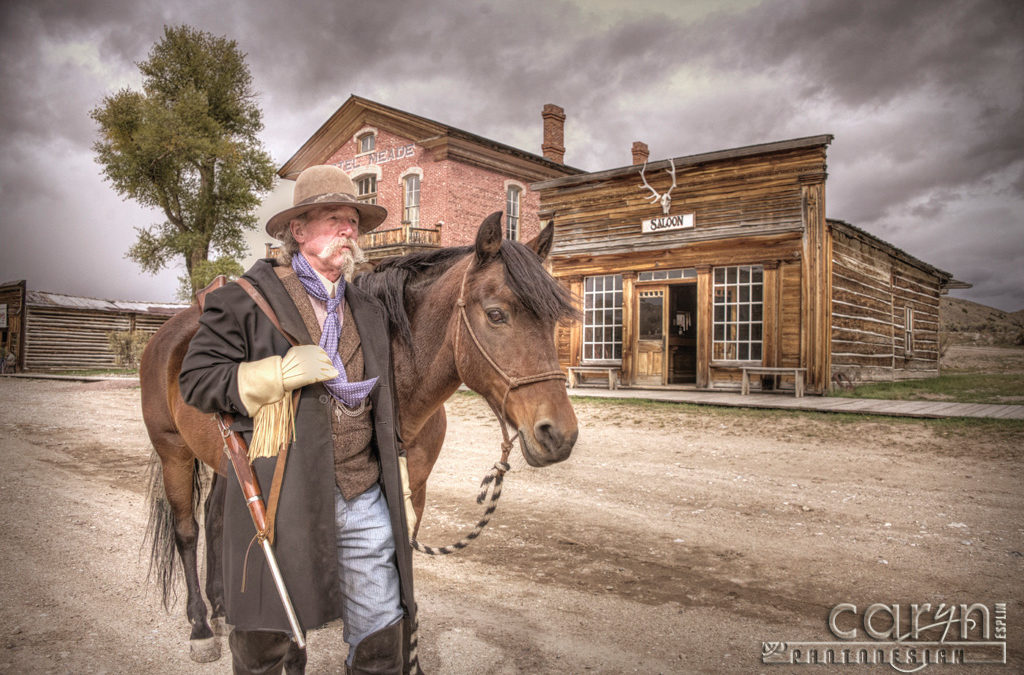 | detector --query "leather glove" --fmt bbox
[236,345,338,416]
[398,455,417,540]
[280,344,338,391]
